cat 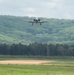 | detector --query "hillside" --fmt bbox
[0,15,74,45]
